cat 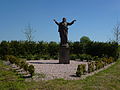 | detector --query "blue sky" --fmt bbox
[0,0,120,42]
